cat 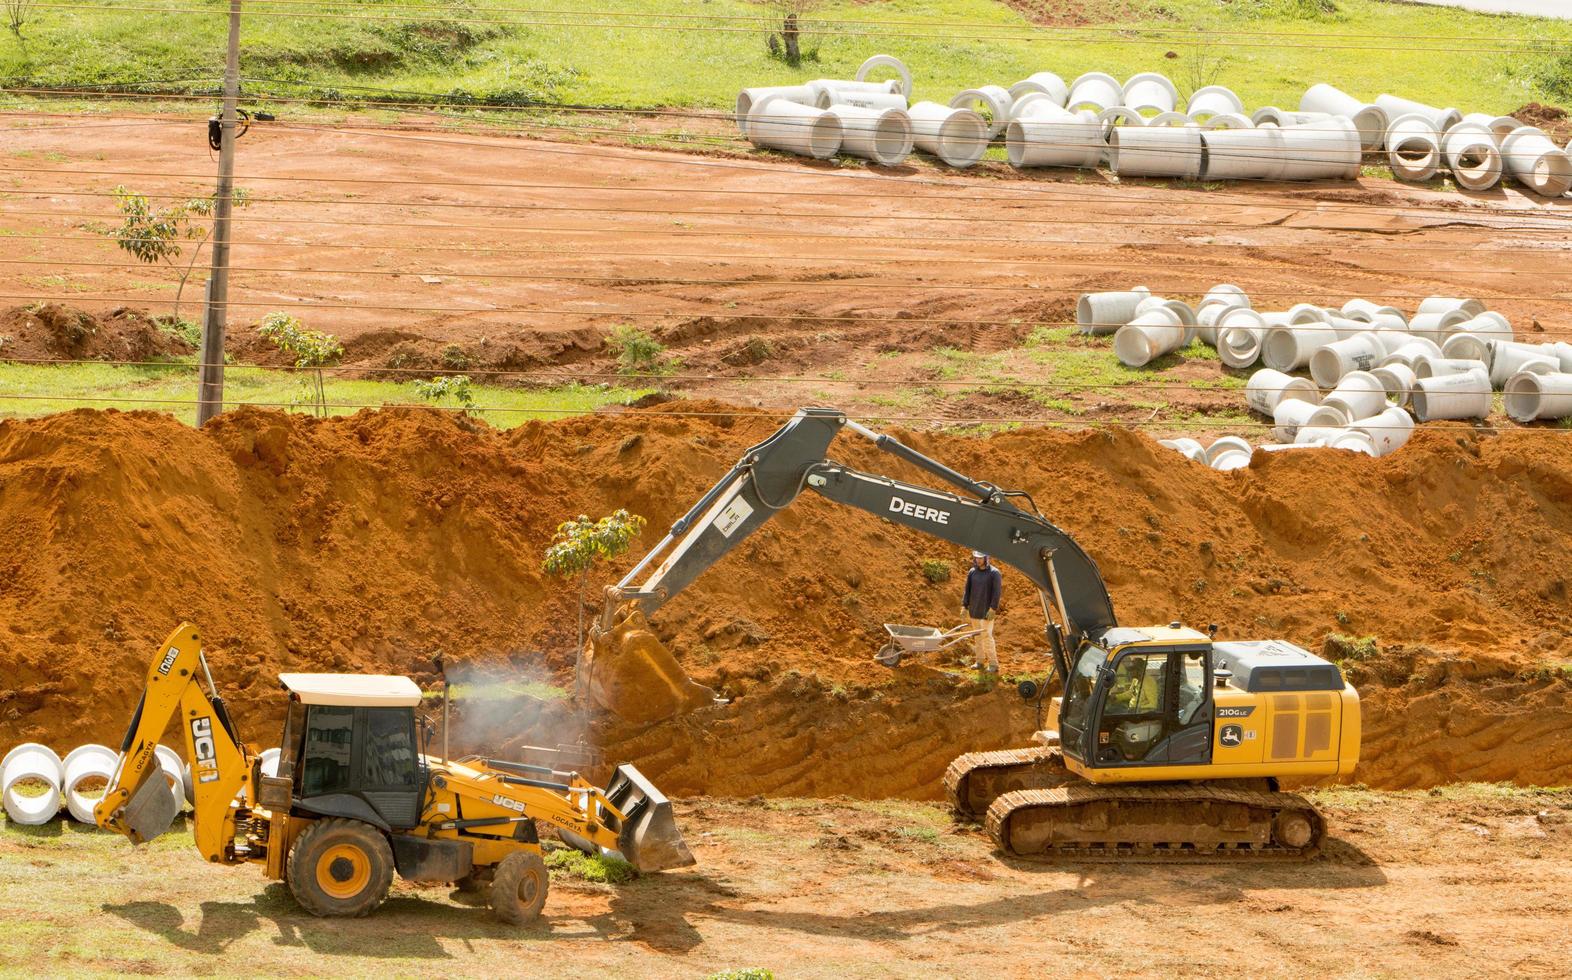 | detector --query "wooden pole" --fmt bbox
[197,0,241,425]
